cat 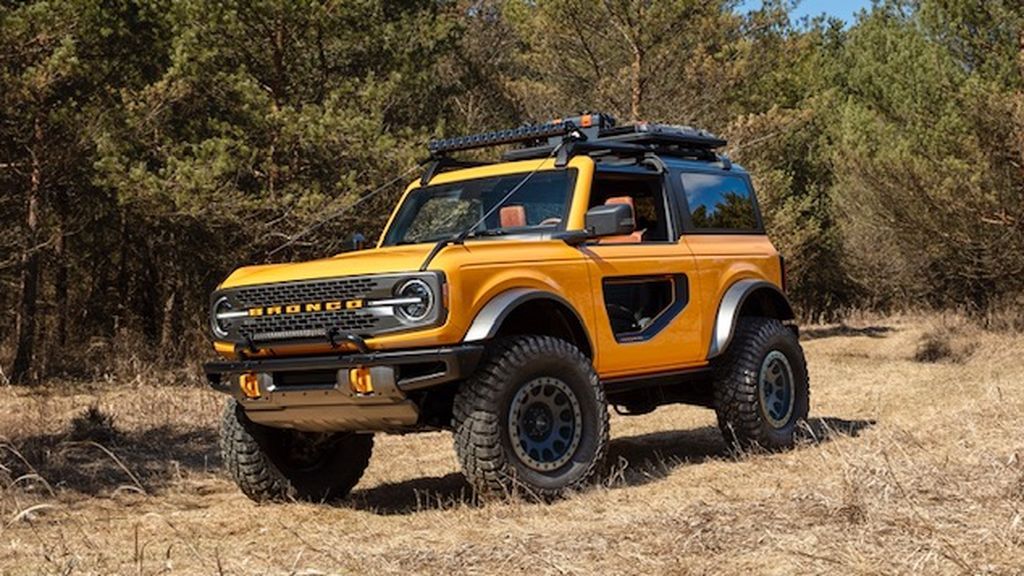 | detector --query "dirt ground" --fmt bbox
[2,316,1023,575]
